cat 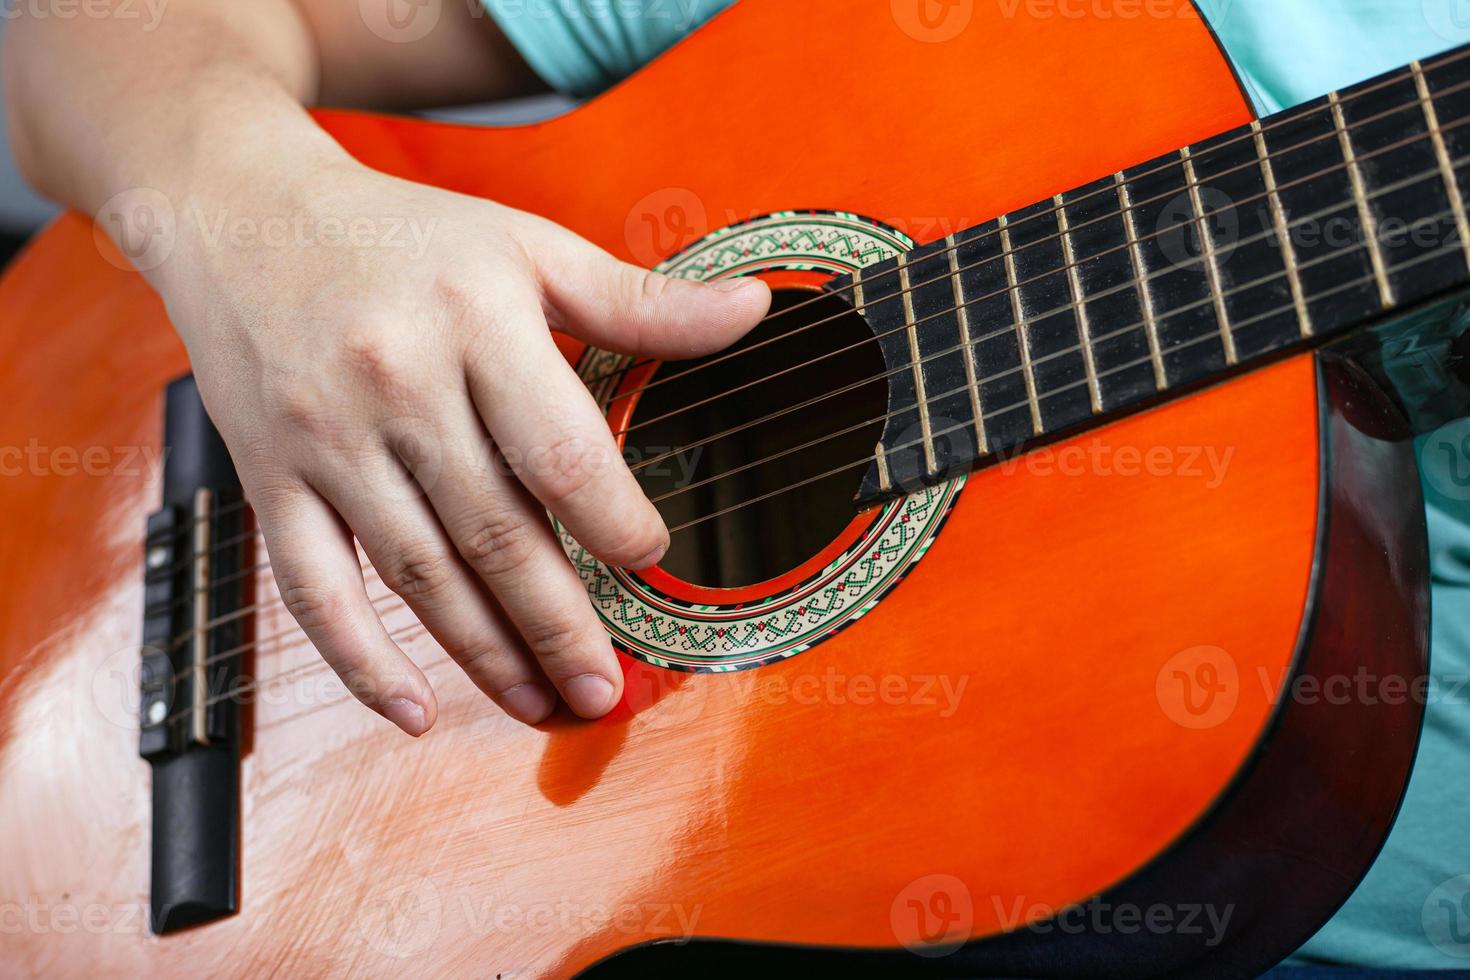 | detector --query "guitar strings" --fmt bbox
[578,49,1470,398]
[191,193,1423,628]
[148,112,1470,590]
[141,217,1468,723]
[142,237,1462,734]
[649,246,1386,504]
[625,144,1455,472]
[140,47,1470,551]
[206,206,1400,591]
[612,91,1470,442]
